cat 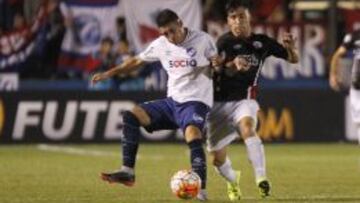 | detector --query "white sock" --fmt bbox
[215,158,237,183]
[244,135,266,182]
[121,165,134,175]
